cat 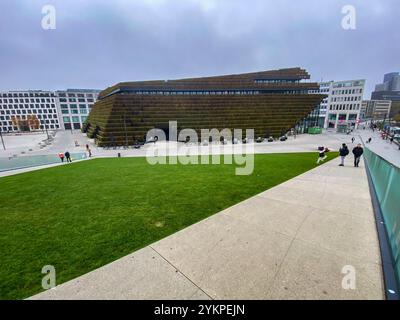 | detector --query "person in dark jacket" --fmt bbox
[317,146,328,164]
[352,144,364,167]
[65,151,72,163]
[339,143,349,166]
